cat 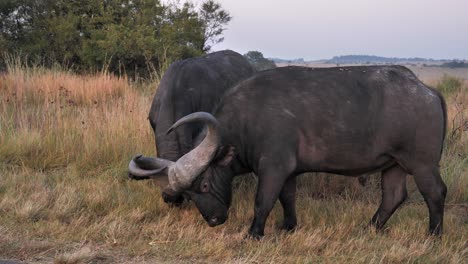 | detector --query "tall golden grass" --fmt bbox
[0,61,466,263]
[0,58,155,171]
